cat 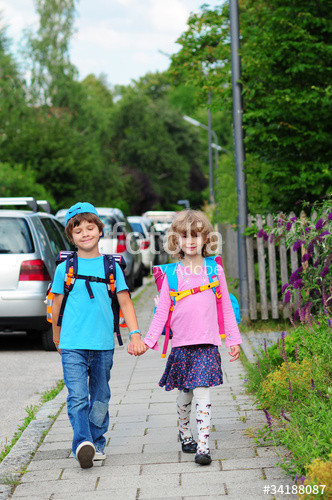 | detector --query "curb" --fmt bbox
[0,390,67,500]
